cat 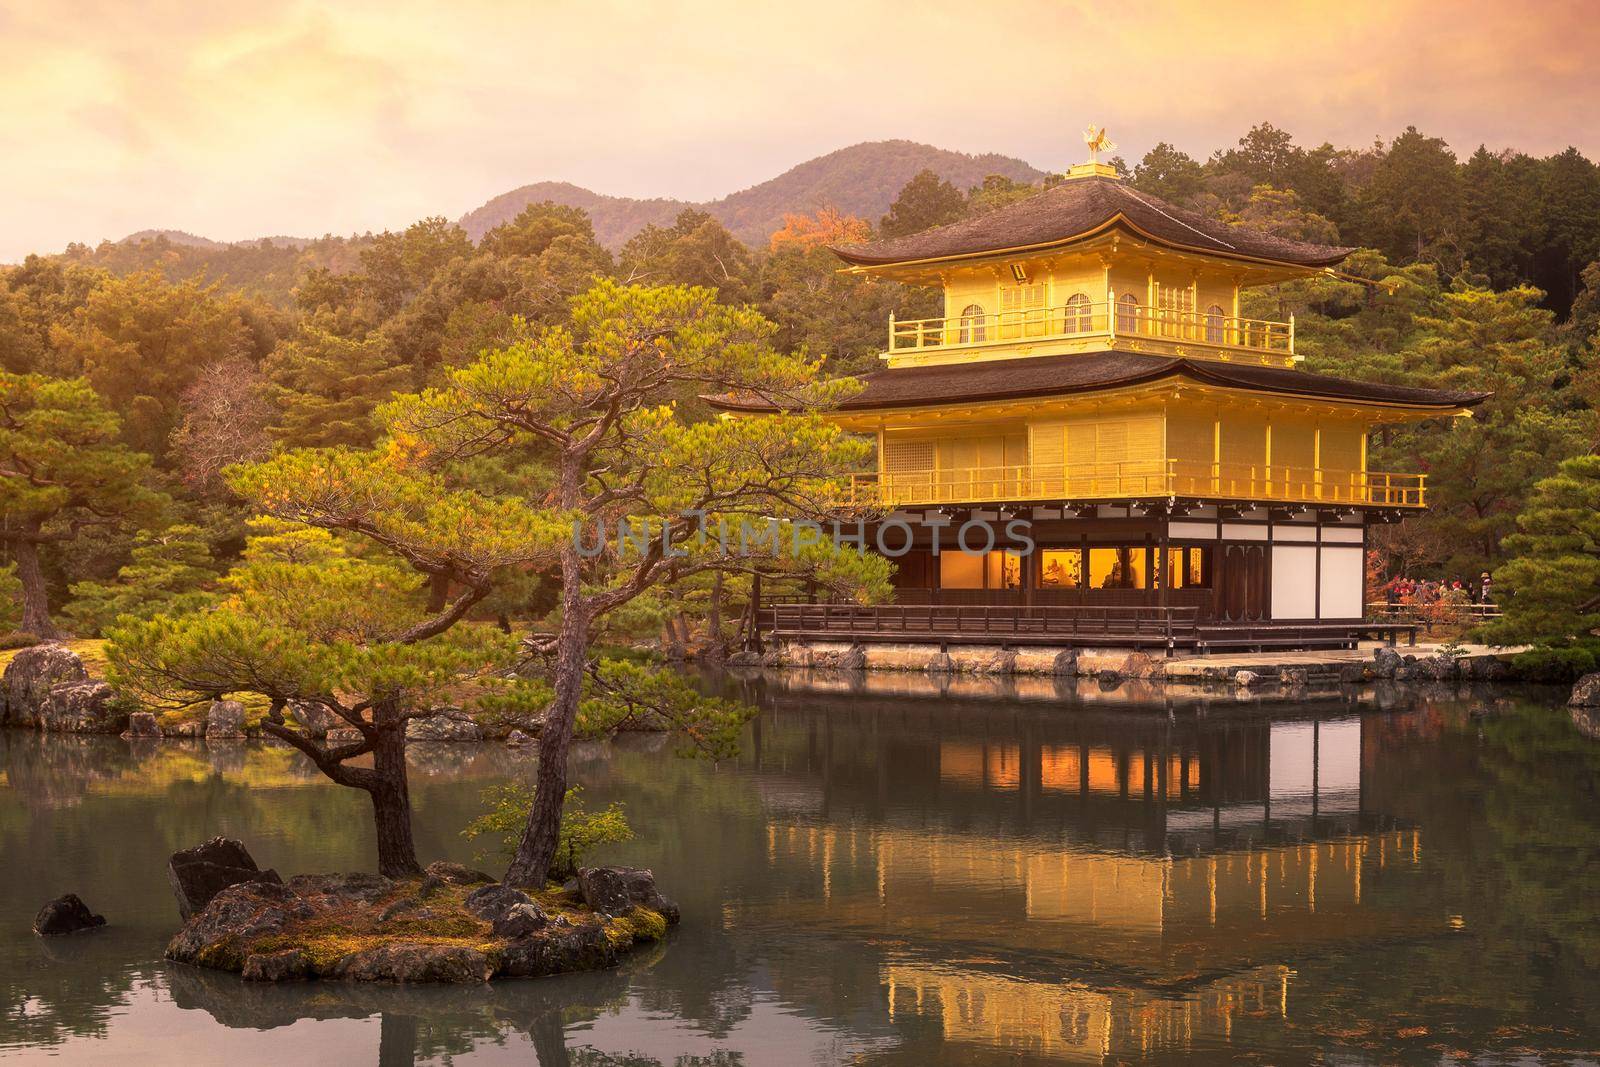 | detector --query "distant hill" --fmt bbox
[459,181,690,250]
[119,230,314,250]
[120,229,230,250]
[458,140,1048,249]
